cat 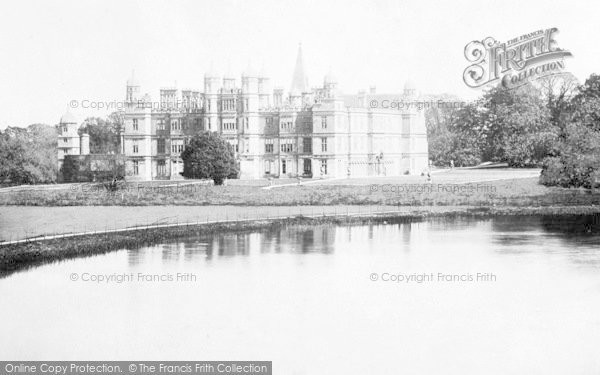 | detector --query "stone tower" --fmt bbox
[57,111,80,169]
[126,70,140,105]
[258,65,271,108]
[240,63,260,178]
[204,65,220,132]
